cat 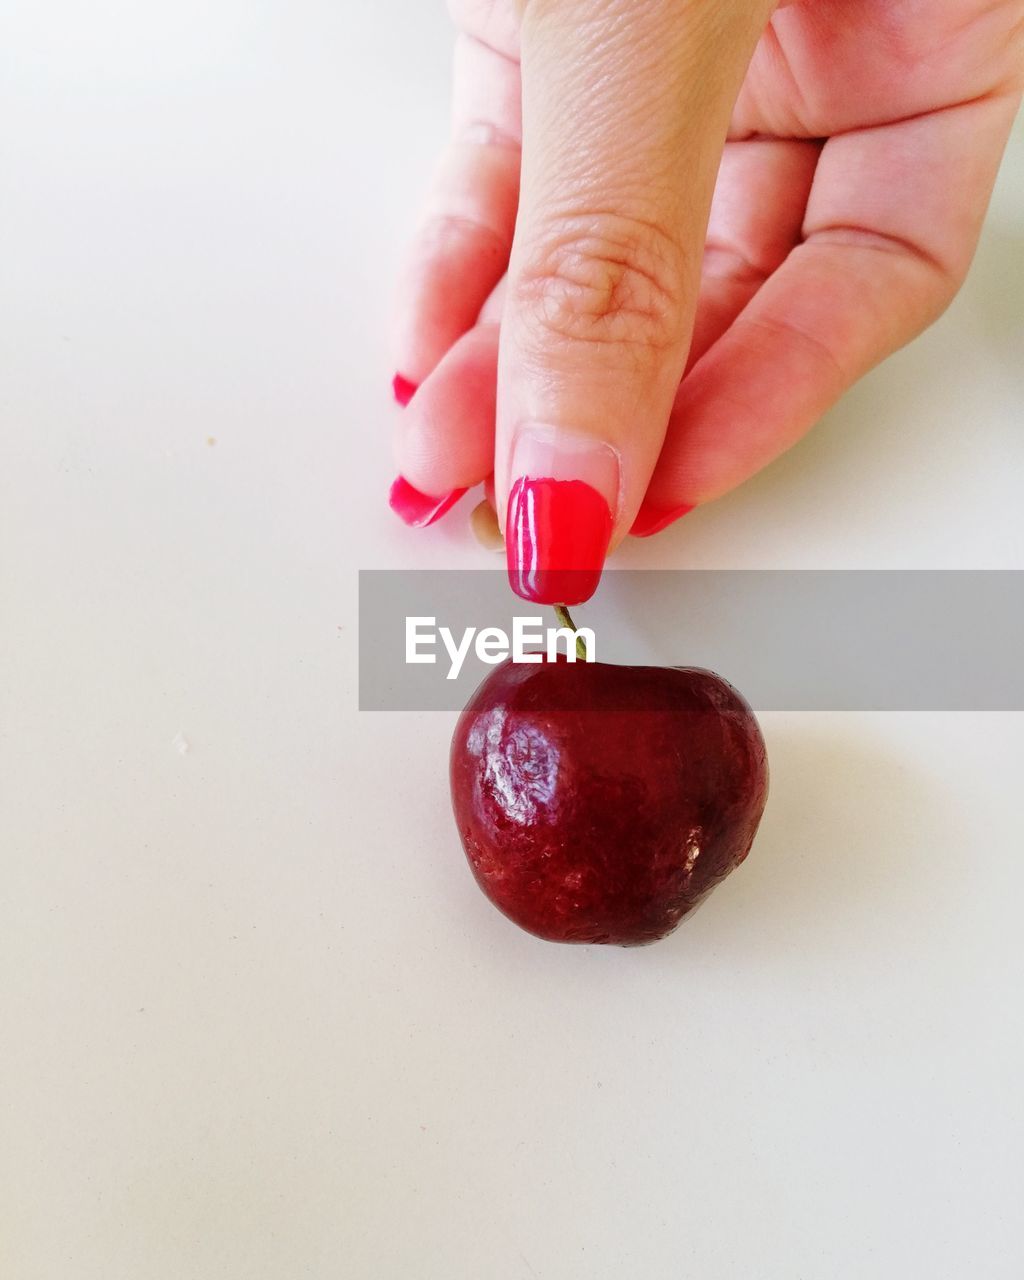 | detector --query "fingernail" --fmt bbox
[629,500,695,538]
[392,373,418,407]
[470,499,504,551]
[389,476,466,527]
[505,427,617,605]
